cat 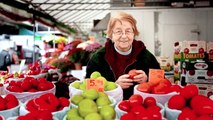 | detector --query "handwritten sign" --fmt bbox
[149,69,164,84]
[86,79,104,92]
